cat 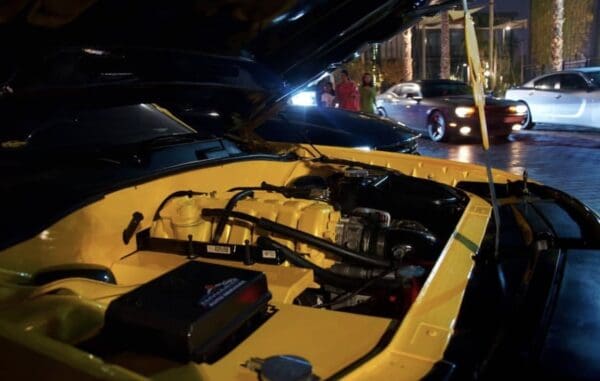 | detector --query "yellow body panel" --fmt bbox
[0,147,508,380]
